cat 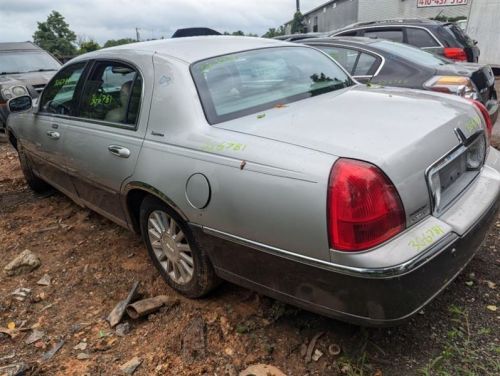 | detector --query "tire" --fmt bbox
[18,145,51,193]
[140,195,219,298]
